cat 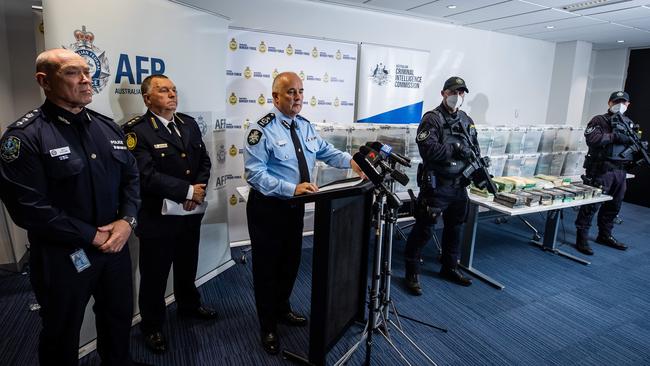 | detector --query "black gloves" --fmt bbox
[452,142,473,159]
[613,132,632,145]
